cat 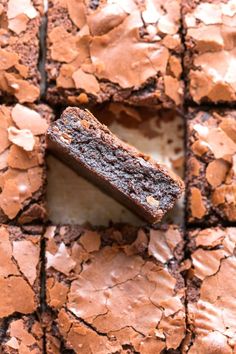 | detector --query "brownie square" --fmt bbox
[0,0,43,103]
[46,0,184,108]
[45,224,186,353]
[186,108,236,225]
[183,0,236,104]
[0,316,43,353]
[0,103,53,224]
[186,227,236,353]
[0,225,41,332]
